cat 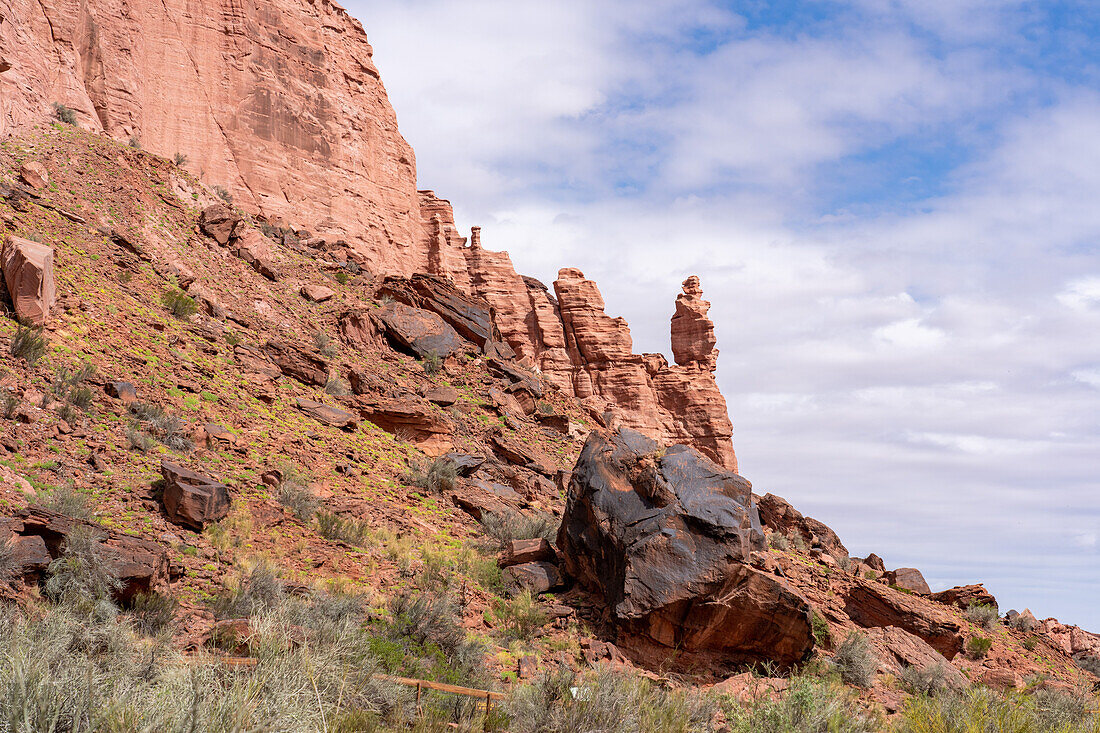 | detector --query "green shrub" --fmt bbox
[967,635,994,659]
[213,185,233,204]
[126,426,156,453]
[480,509,557,548]
[787,531,808,552]
[45,526,123,614]
[278,474,318,524]
[1023,637,1039,651]
[721,675,881,733]
[831,631,877,688]
[128,402,193,452]
[10,324,47,365]
[900,661,951,696]
[161,288,198,319]
[1009,613,1037,633]
[405,457,458,493]
[52,102,77,125]
[810,612,832,648]
[491,590,546,641]
[964,602,1000,630]
[173,152,188,166]
[507,667,717,733]
[767,531,789,551]
[129,592,178,636]
[316,511,371,546]
[421,350,443,376]
[313,331,338,358]
[2,394,19,419]
[898,685,1100,733]
[38,484,94,520]
[335,271,350,285]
